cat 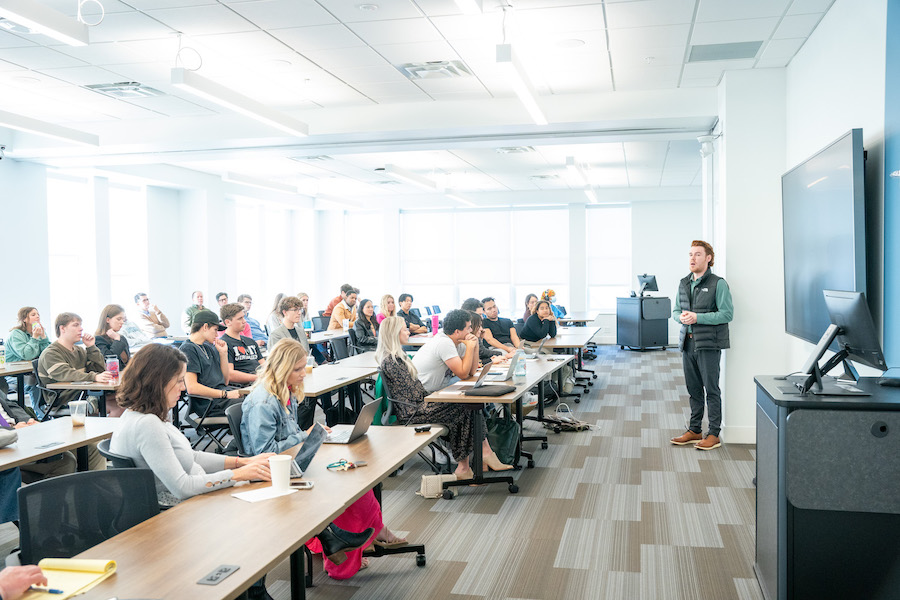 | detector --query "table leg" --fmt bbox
[290,547,306,600]
[522,379,549,453]
[99,391,108,417]
[442,407,517,496]
[337,389,346,423]
[15,374,26,409]
[76,446,89,471]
